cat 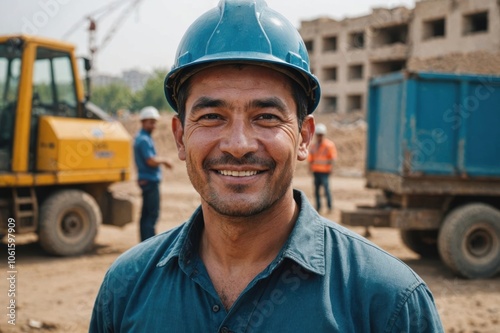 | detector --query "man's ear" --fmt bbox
[172,116,186,161]
[297,116,314,161]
